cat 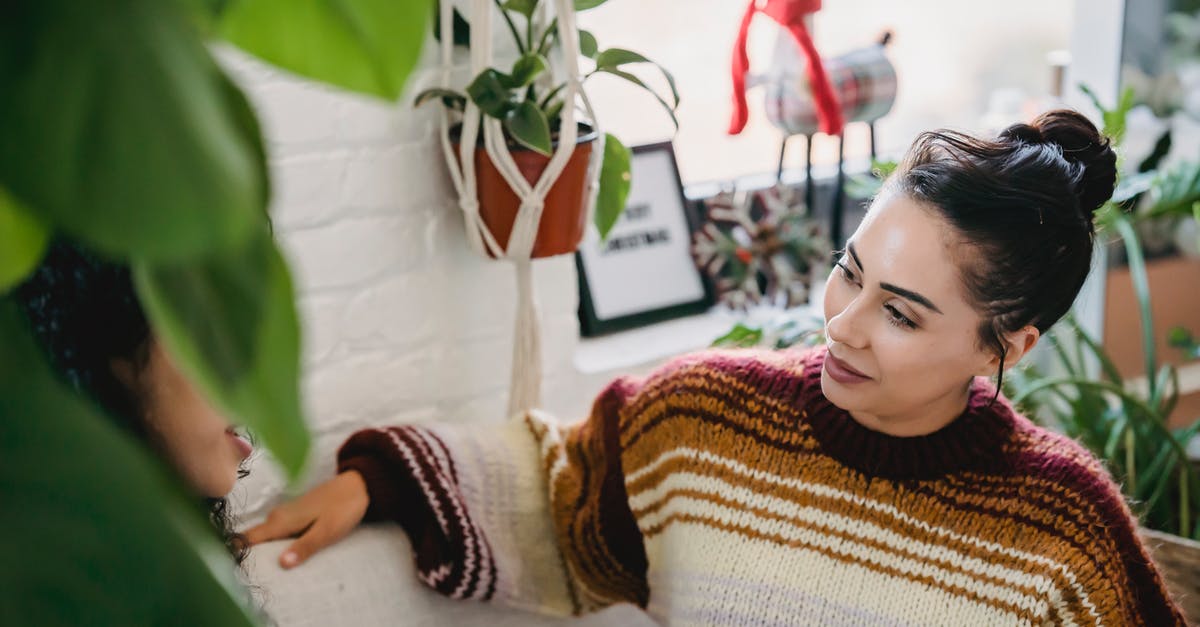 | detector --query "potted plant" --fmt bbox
[415,0,679,257]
